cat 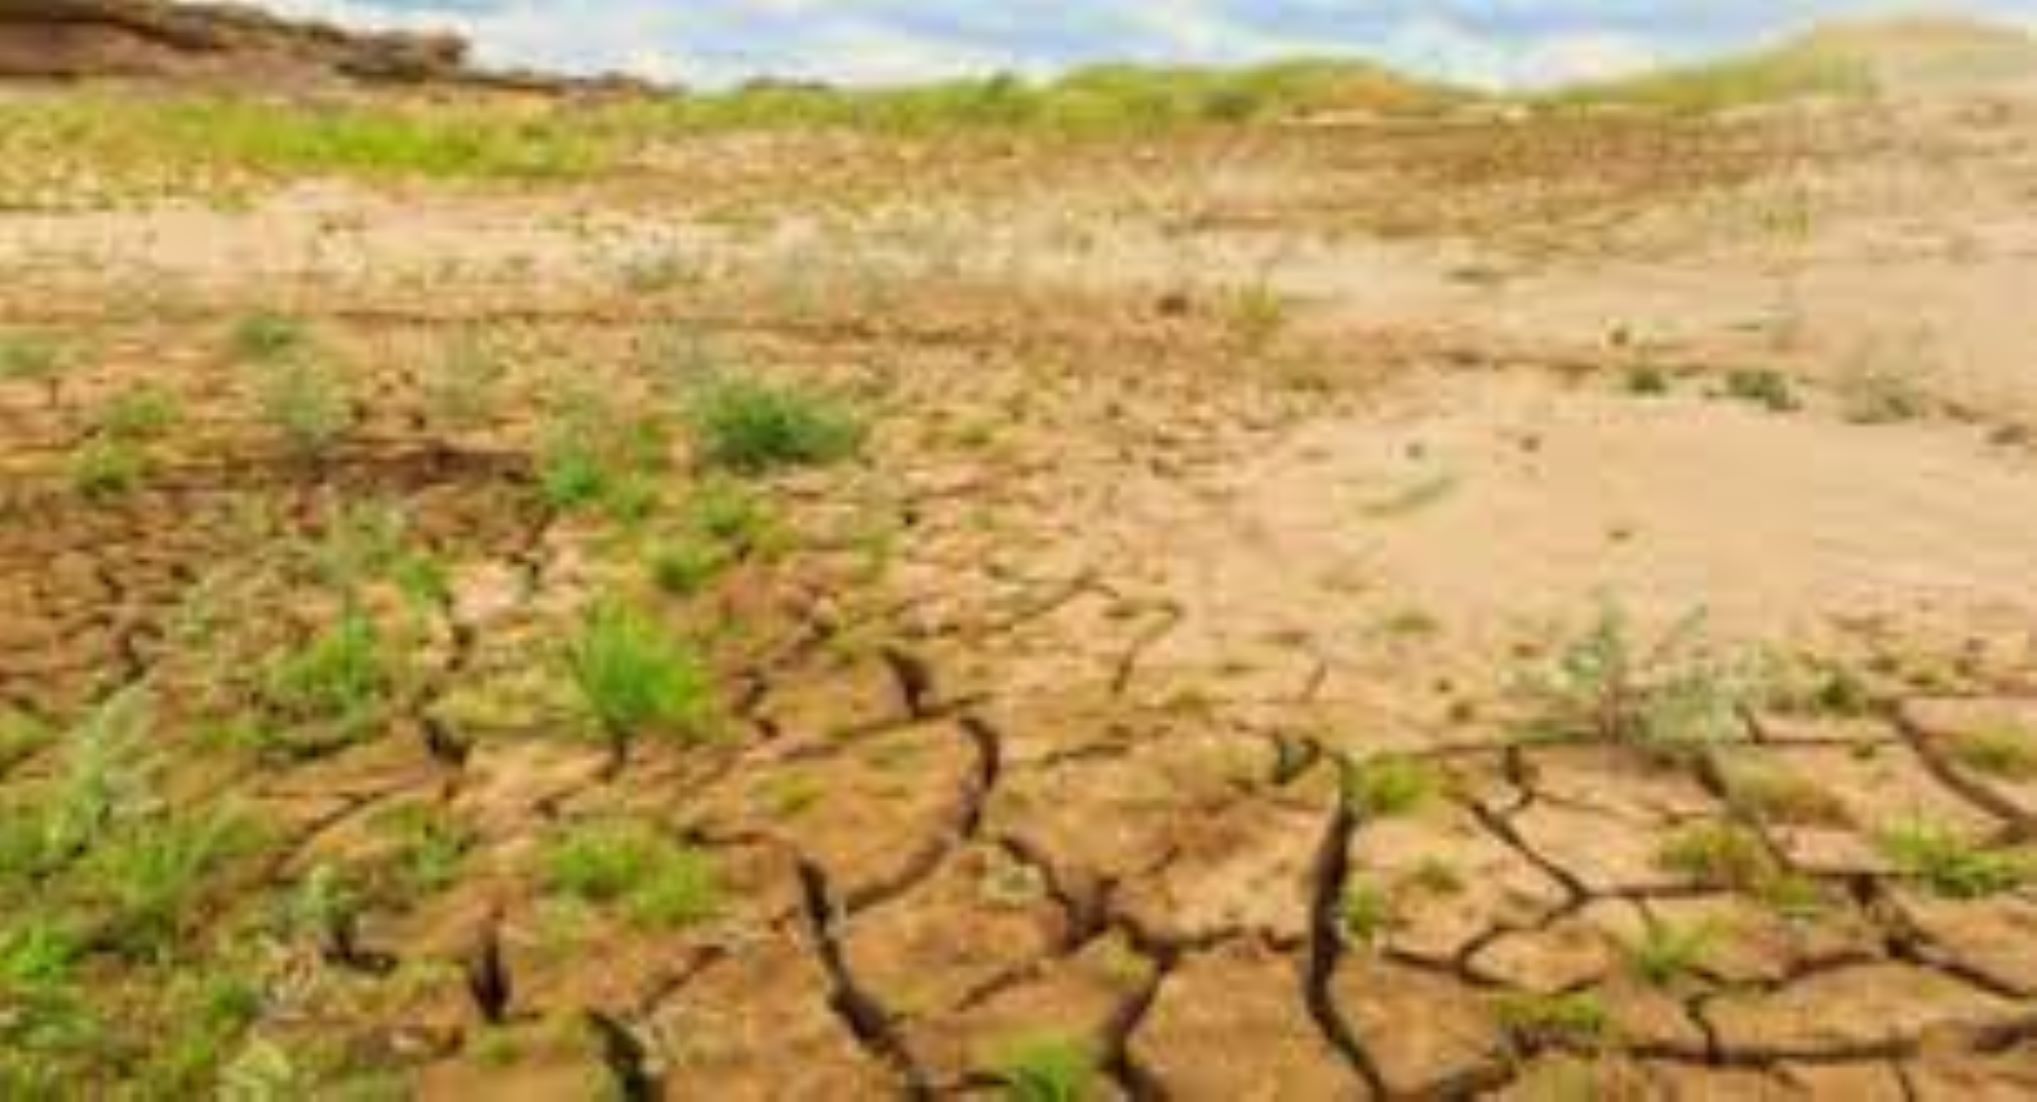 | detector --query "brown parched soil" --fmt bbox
[6,72,2037,1099]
